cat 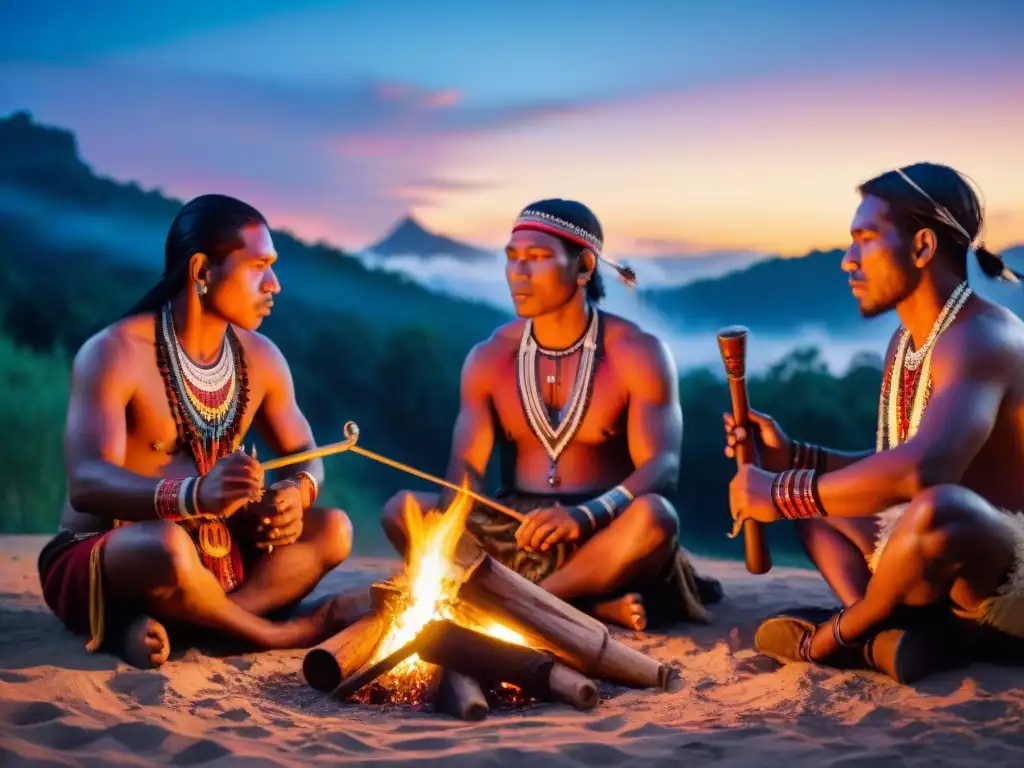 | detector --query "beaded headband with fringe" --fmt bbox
[895,167,1020,284]
[512,208,637,289]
